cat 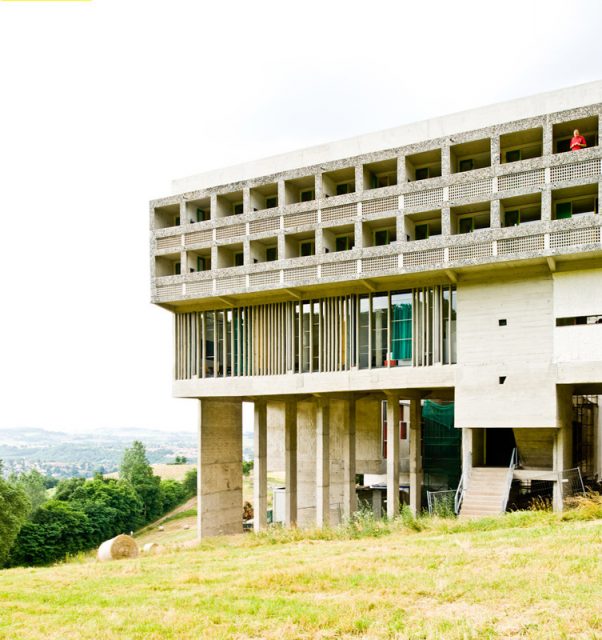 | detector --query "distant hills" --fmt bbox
[0,427,198,479]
